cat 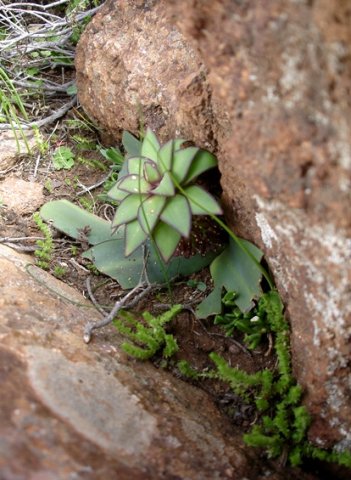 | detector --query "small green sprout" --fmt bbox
[53,265,67,277]
[52,146,75,170]
[44,179,53,193]
[214,291,270,349]
[70,245,79,256]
